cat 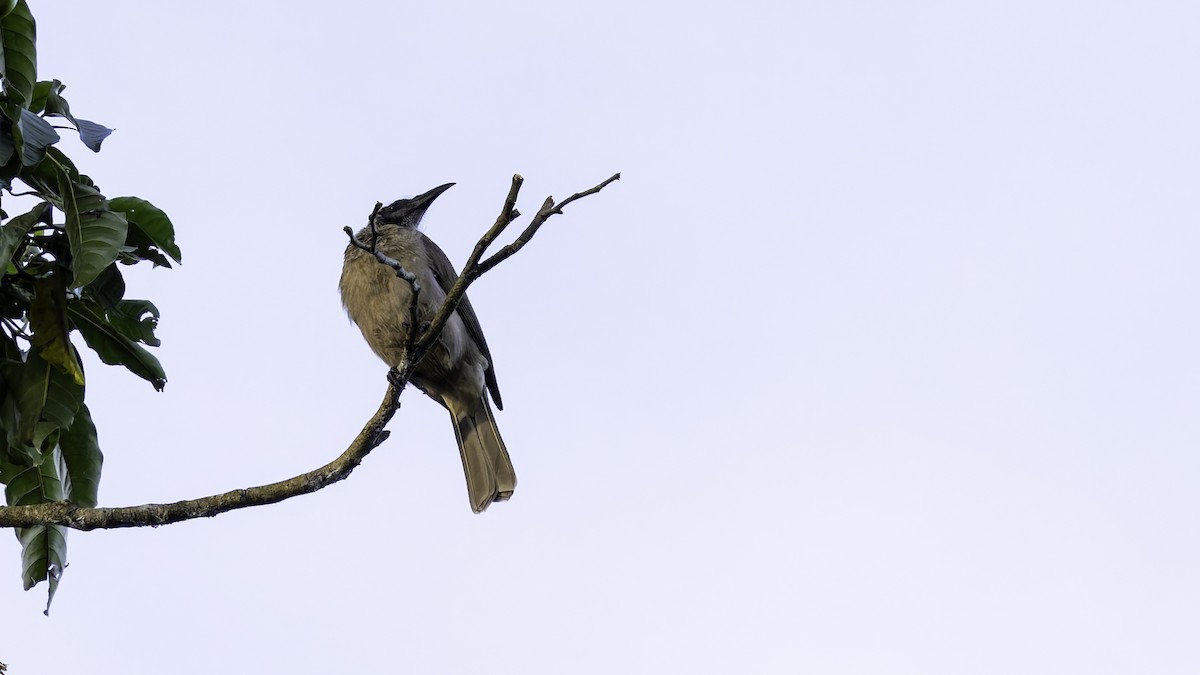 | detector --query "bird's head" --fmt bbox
[375,182,455,230]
